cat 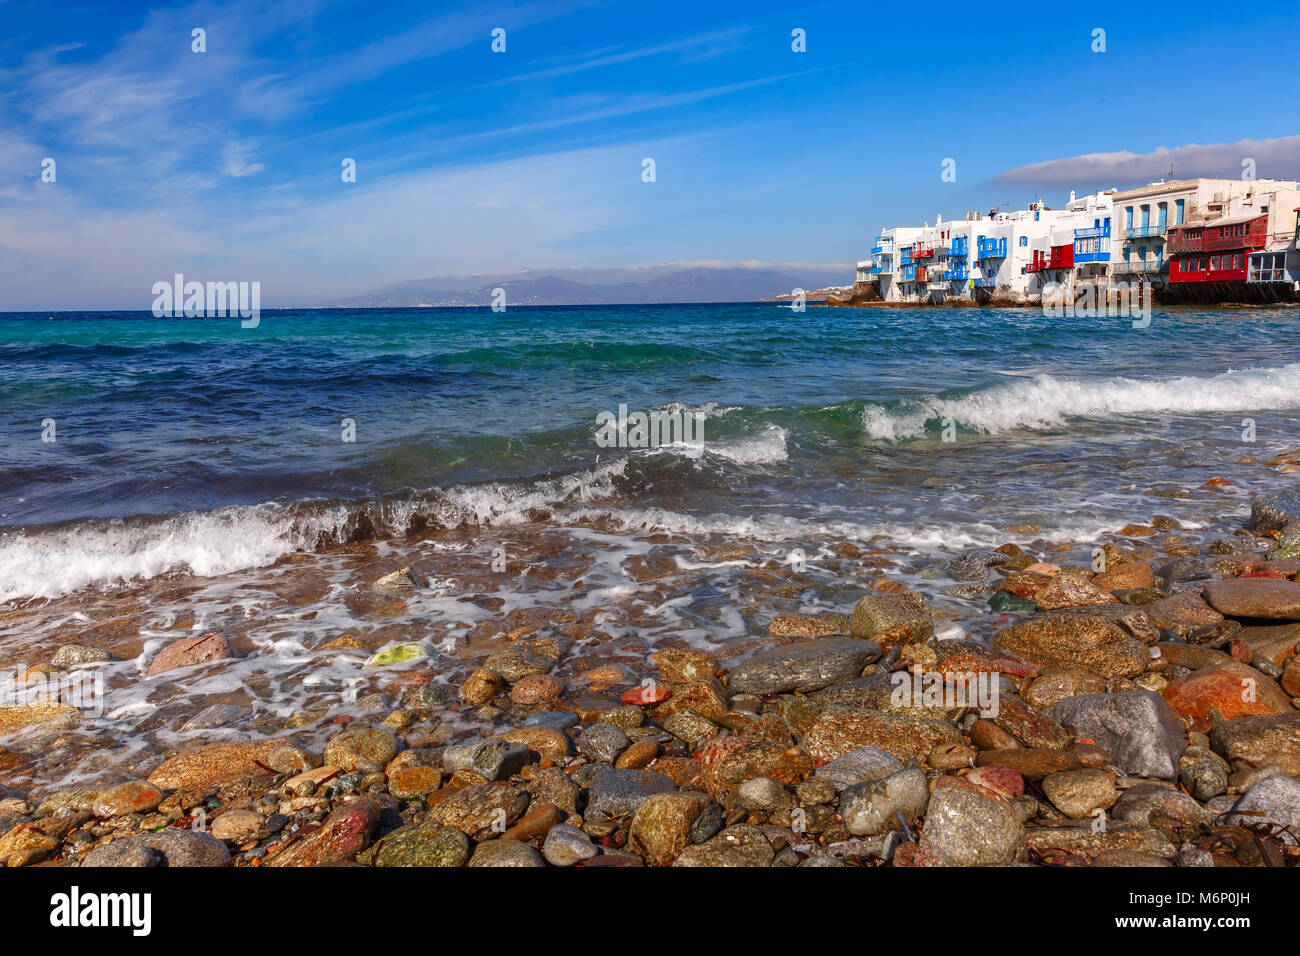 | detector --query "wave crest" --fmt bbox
[862,362,1300,441]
